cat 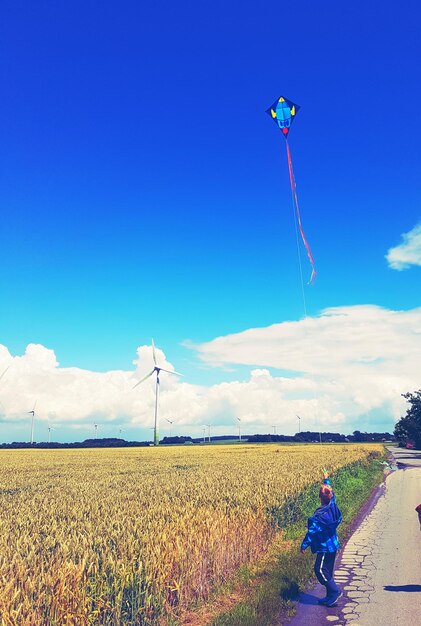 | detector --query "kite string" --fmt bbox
[285,139,307,318]
[284,140,322,443]
[285,140,316,286]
